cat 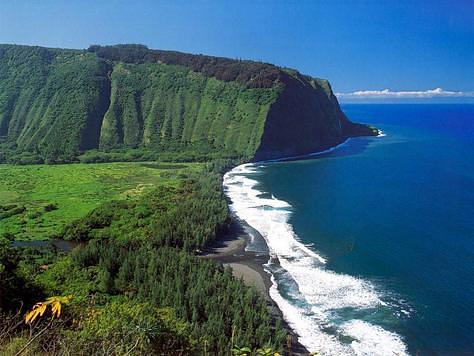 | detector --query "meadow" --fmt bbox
[0,162,200,240]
